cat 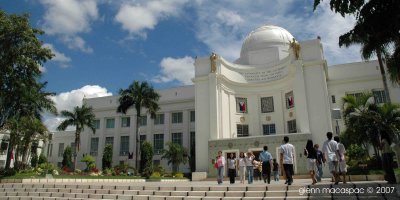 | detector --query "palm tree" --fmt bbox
[342,93,382,156]
[339,27,391,103]
[20,117,48,169]
[161,142,189,173]
[117,81,160,170]
[57,104,96,170]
